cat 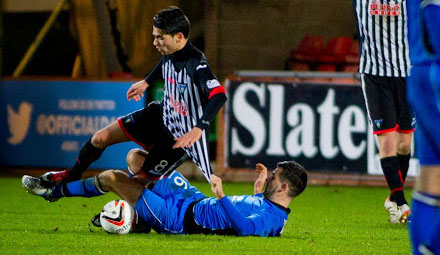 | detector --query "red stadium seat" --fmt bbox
[318,37,353,64]
[345,40,360,64]
[290,35,325,62]
[290,62,310,71]
[316,64,337,72]
[342,64,359,72]
[288,35,324,71]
